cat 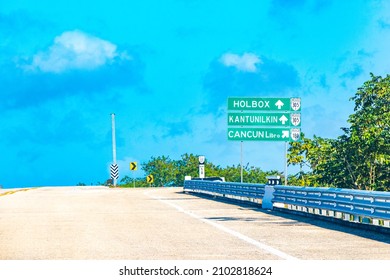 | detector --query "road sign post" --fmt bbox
[199,156,205,179]
[130,162,137,171]
[110,163,119,183]
[146,175,154,186]
[111,113,118,187]
[240,141,243,183]
[130,162,137,188]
